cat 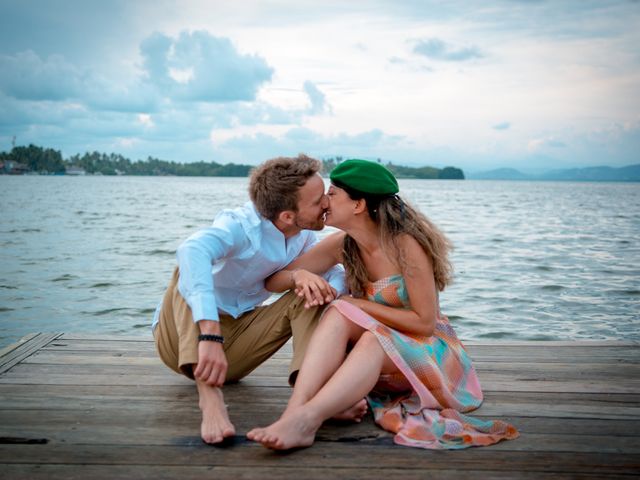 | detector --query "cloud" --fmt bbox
[0,50,82,101]
[0,50,158,112]
[527,136,567,152]
[140,30,274,102]
[303,81,331,115]
[493,122,511,131]
[210,126,400,163]
[388,56,406,65]
[413,38,483,62]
